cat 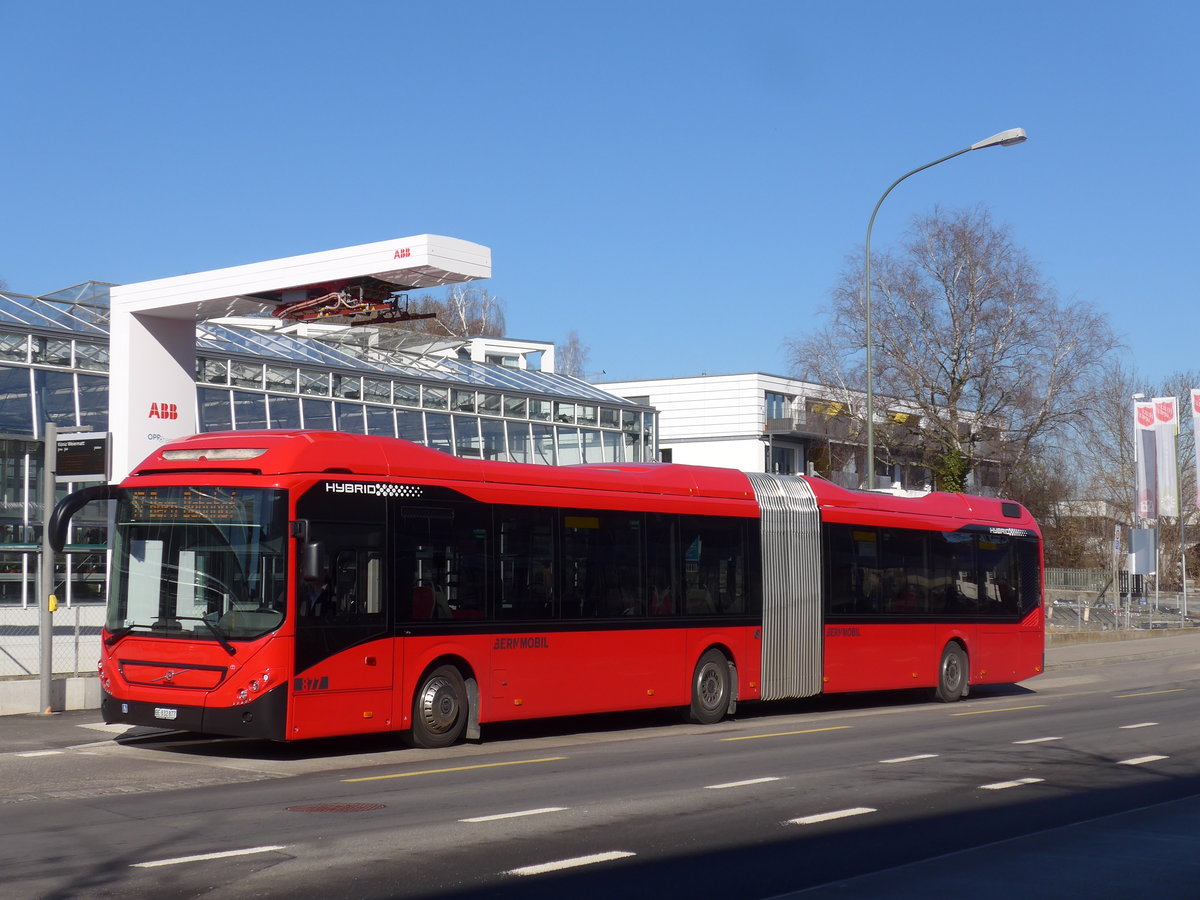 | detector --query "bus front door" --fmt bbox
[291,522,394,739]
